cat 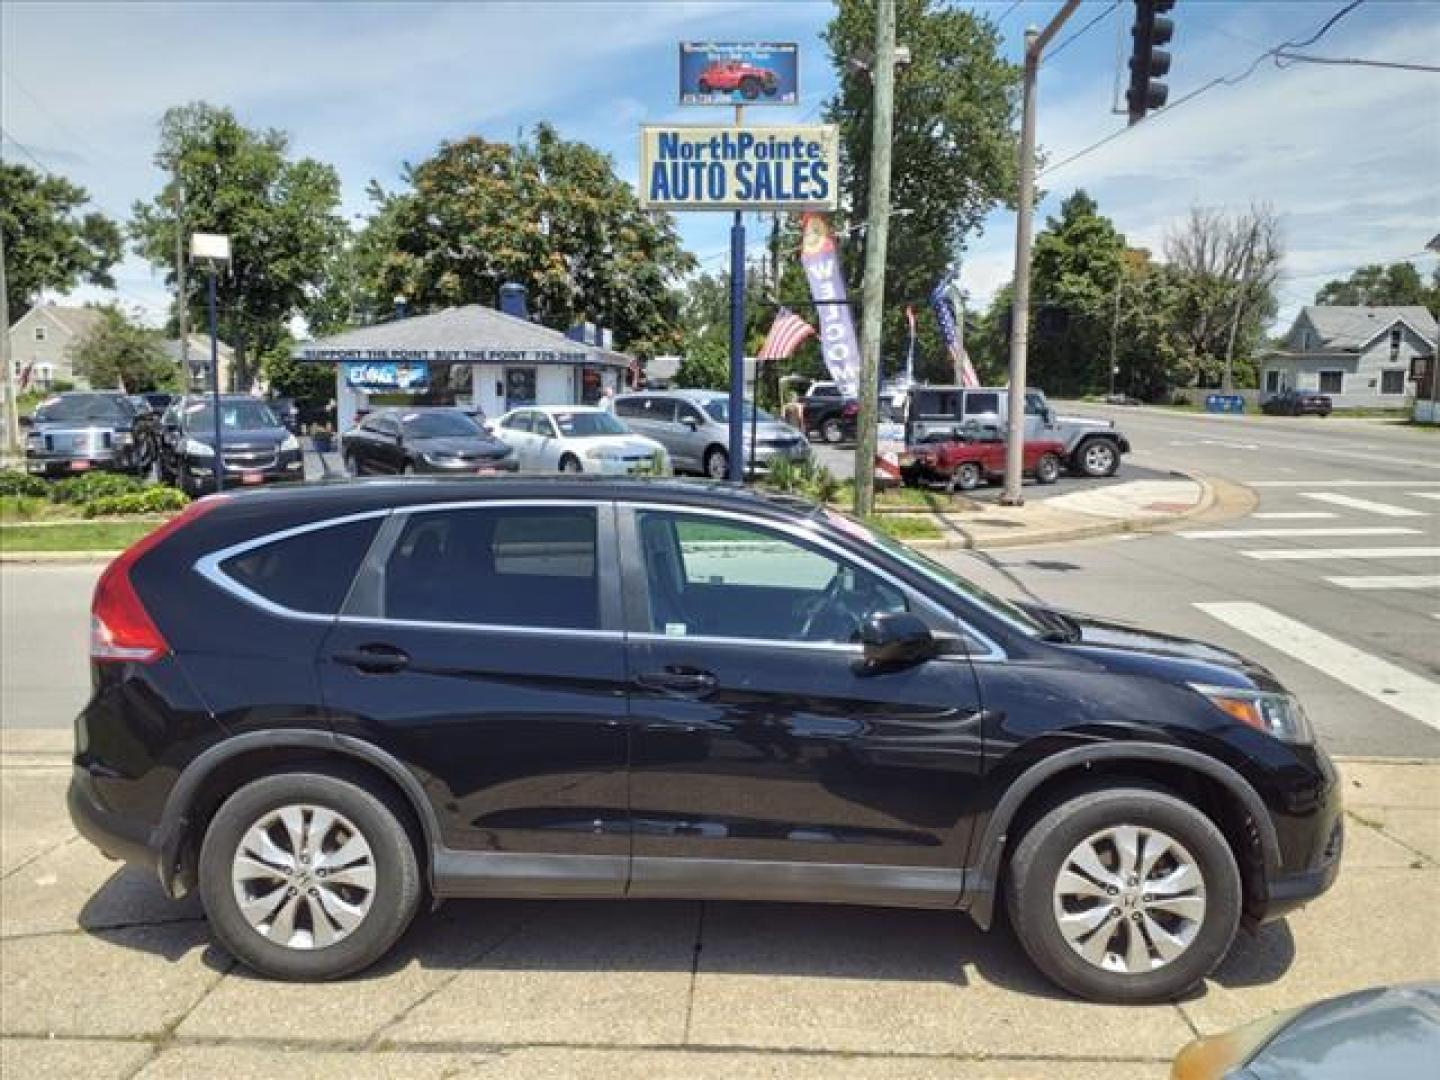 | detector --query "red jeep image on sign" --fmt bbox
[697,61,778,99]
[901,421,1065,491]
